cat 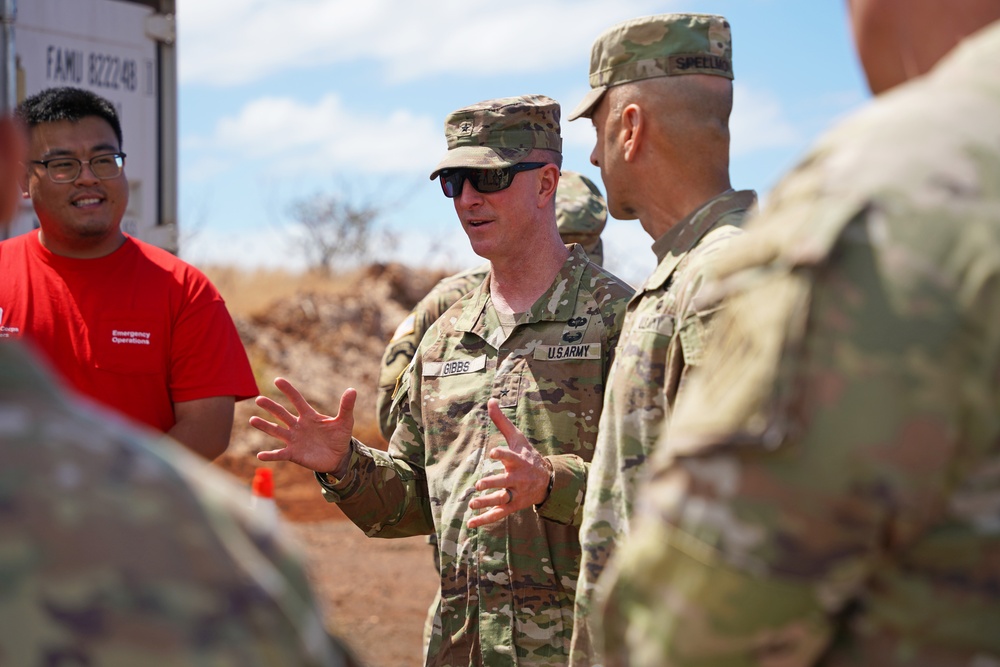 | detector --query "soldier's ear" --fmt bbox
[537,164,559,207]
[621,104,644,163]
